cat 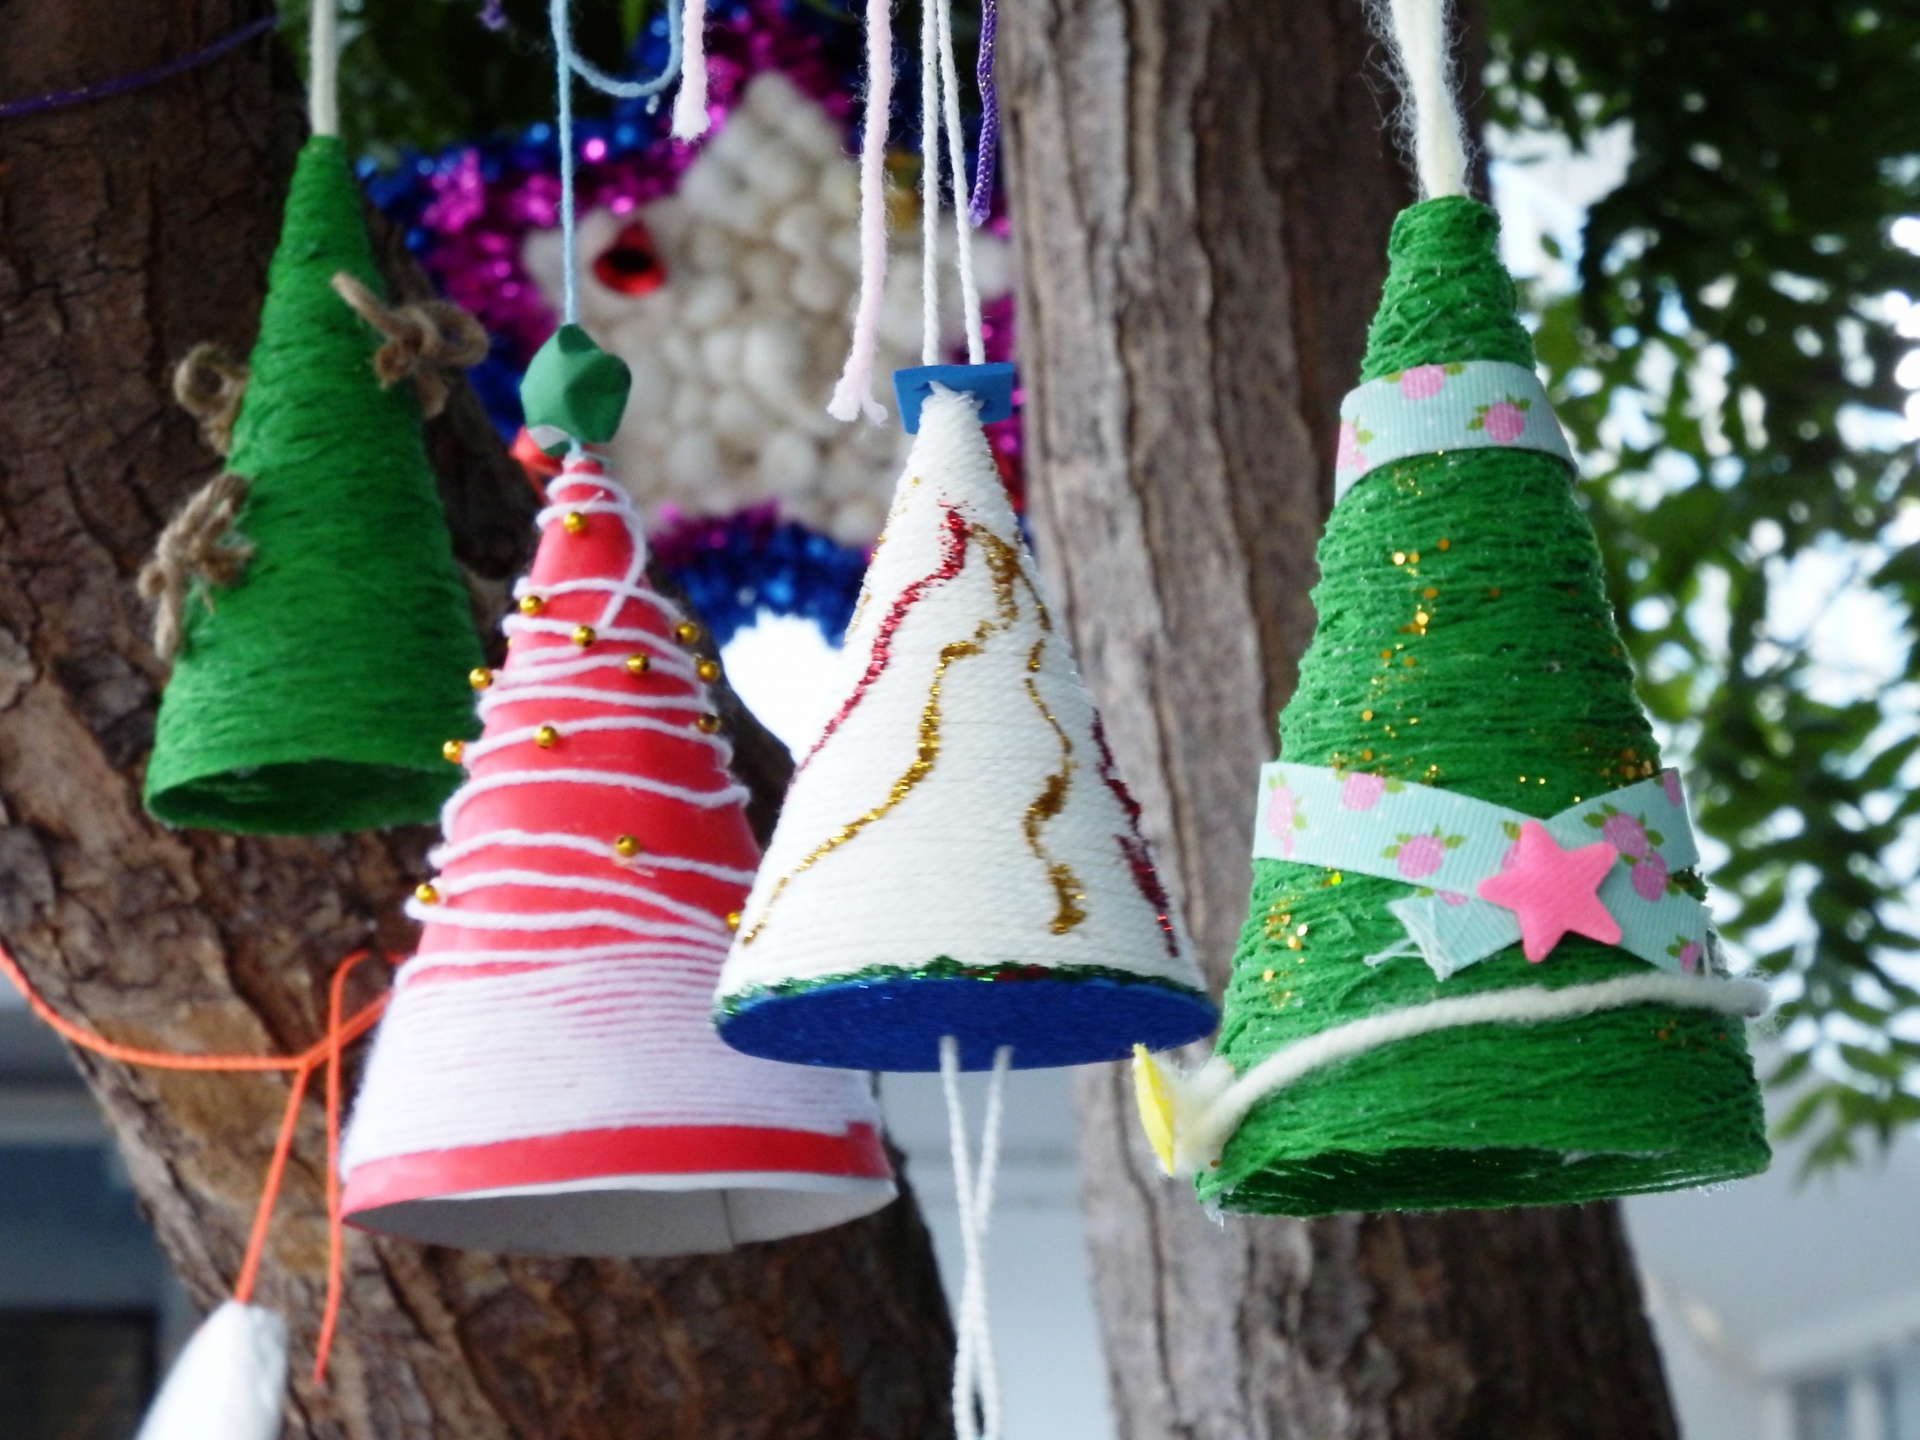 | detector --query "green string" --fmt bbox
[1203,196,1768,1216]
[144,137,483,835]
